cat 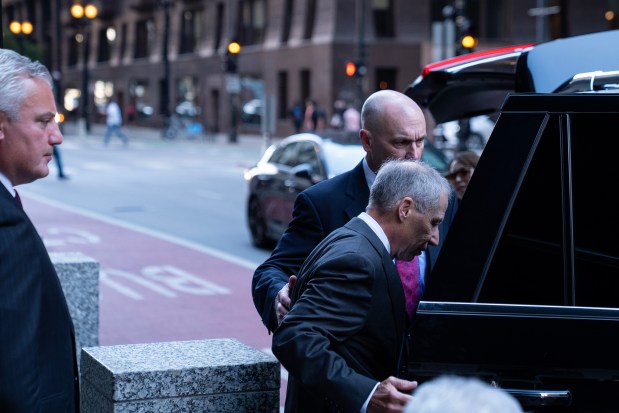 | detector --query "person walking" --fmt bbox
[272,159,451,413]
[0,48,80,412]
[104,95,129,146]
[53,145,69,179]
